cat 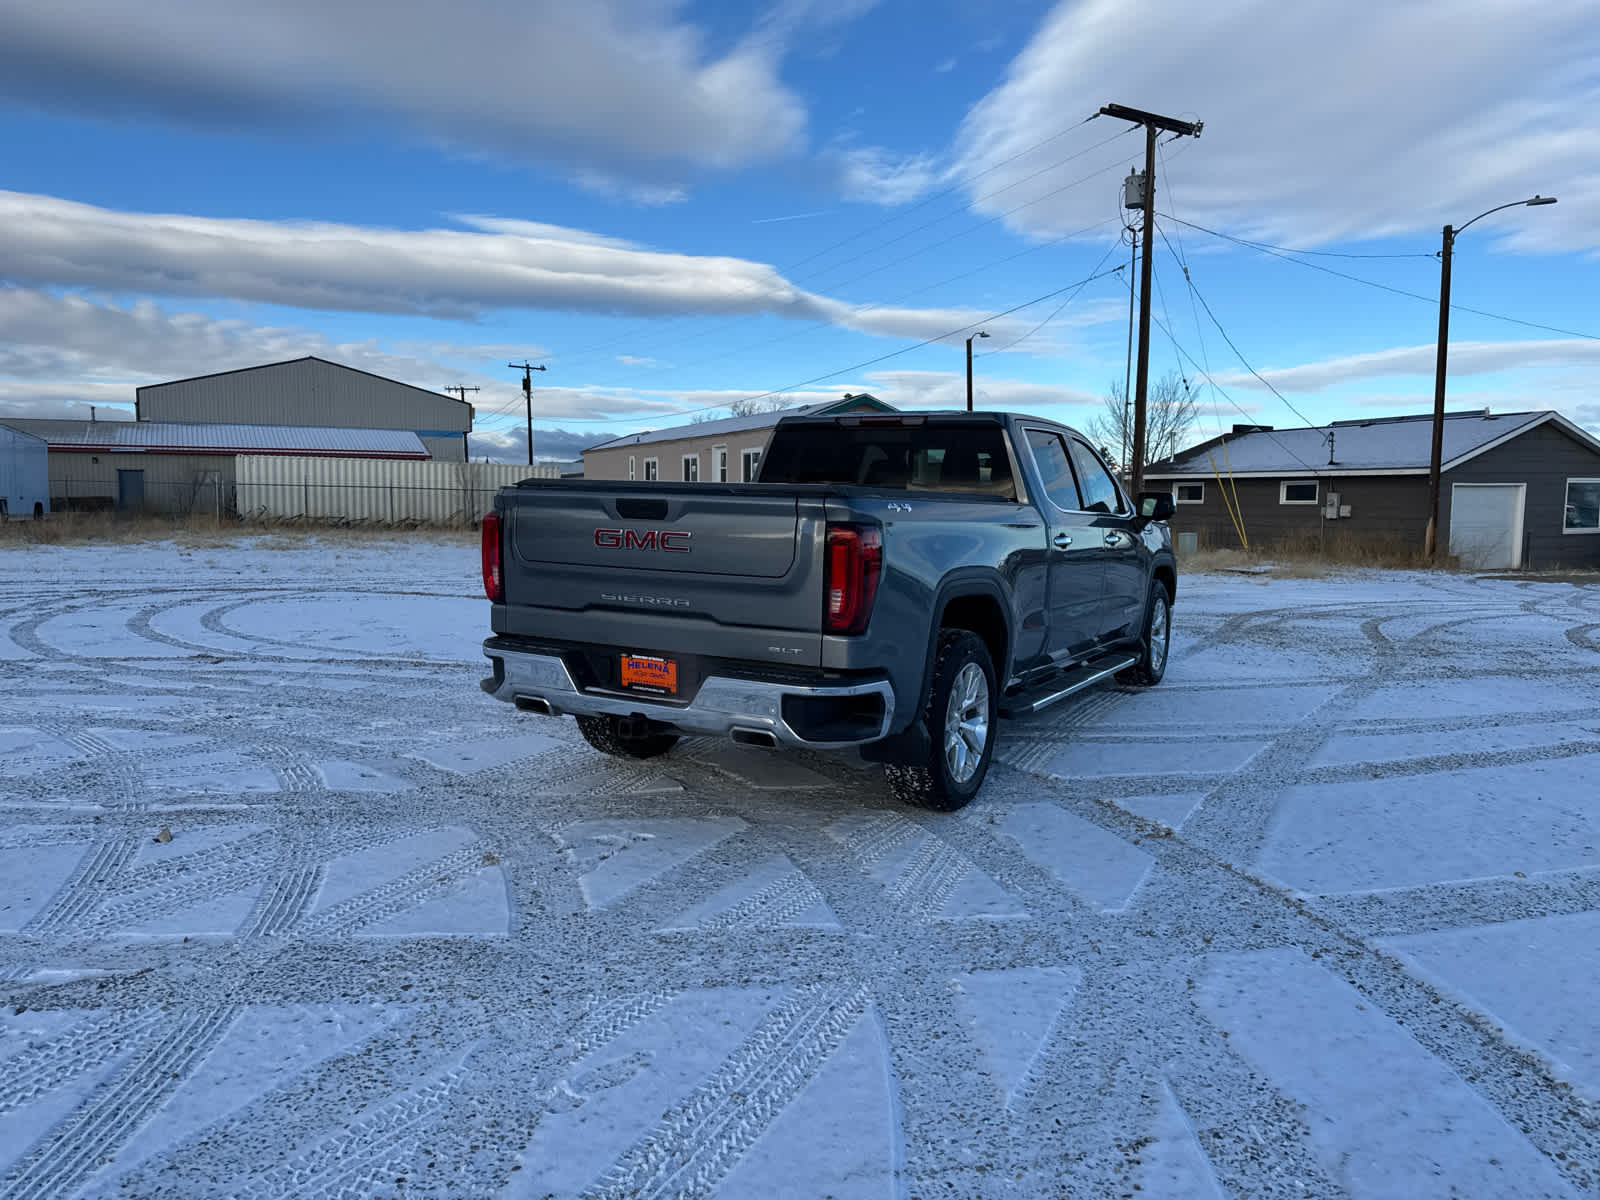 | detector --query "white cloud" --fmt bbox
[954,0,1600,251]
[0,288,691,424]
[617,355,661,367]
[0,287,500,389]
[1214,338,1600,394]
[831,145,942,206]
[568,172,689,208]
[0,191,1015,344]
[0,0,808,181]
